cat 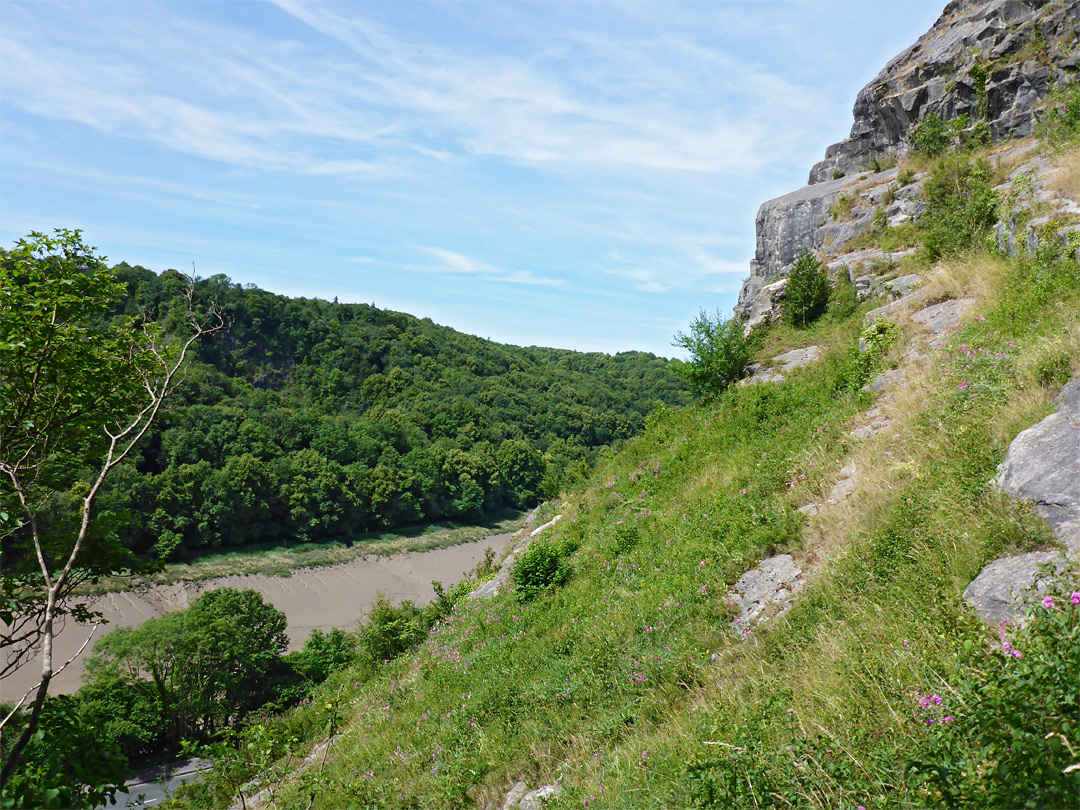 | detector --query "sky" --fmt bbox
[1,0,944,357]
